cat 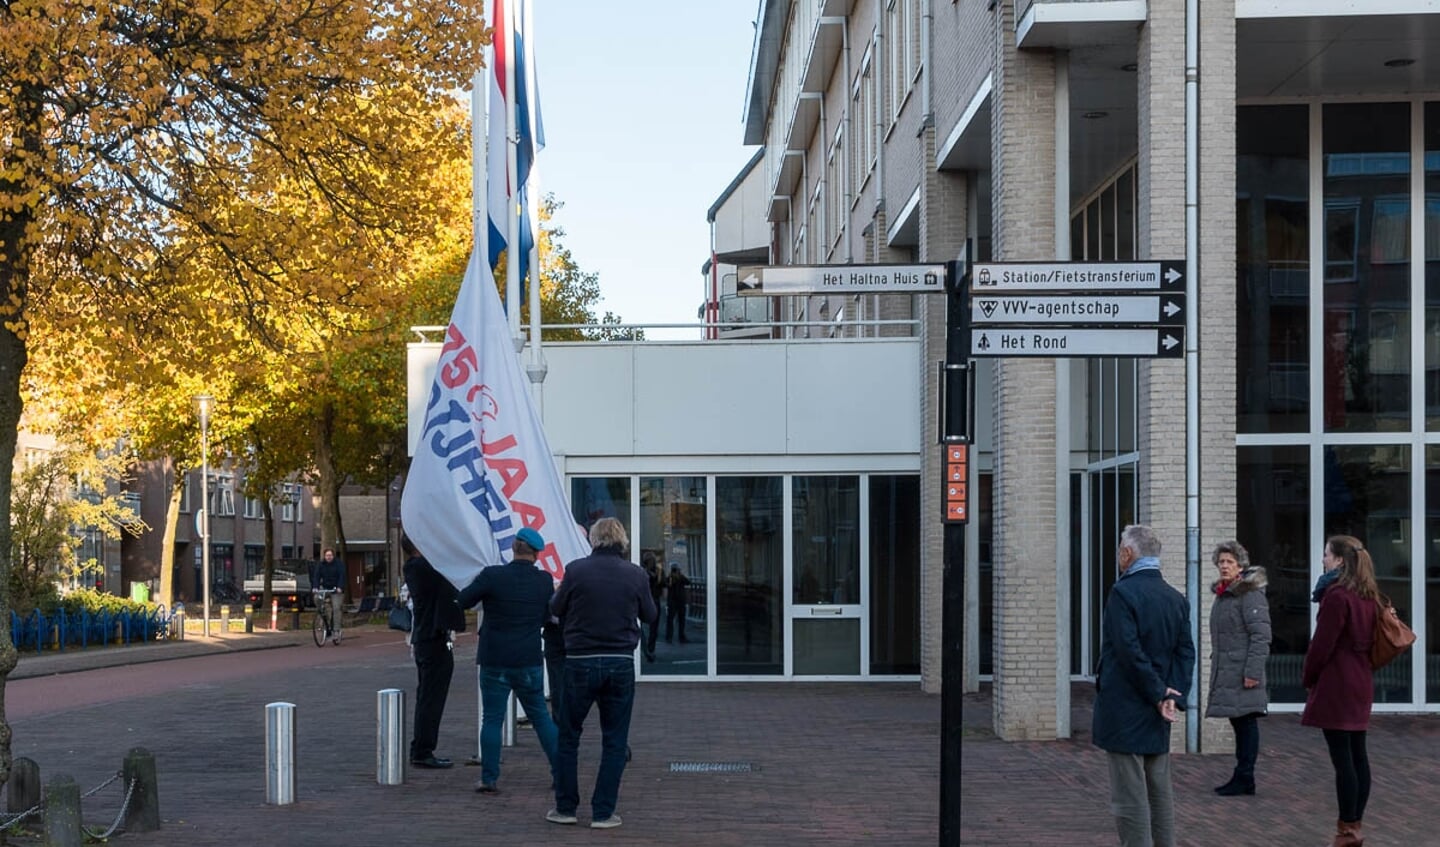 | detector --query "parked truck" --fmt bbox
[244,559,313,609]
